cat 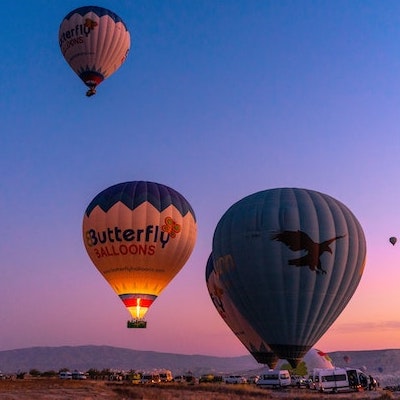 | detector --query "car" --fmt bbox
[224,375,247,384]
[291,375,308,388]
[199,374,215,383]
